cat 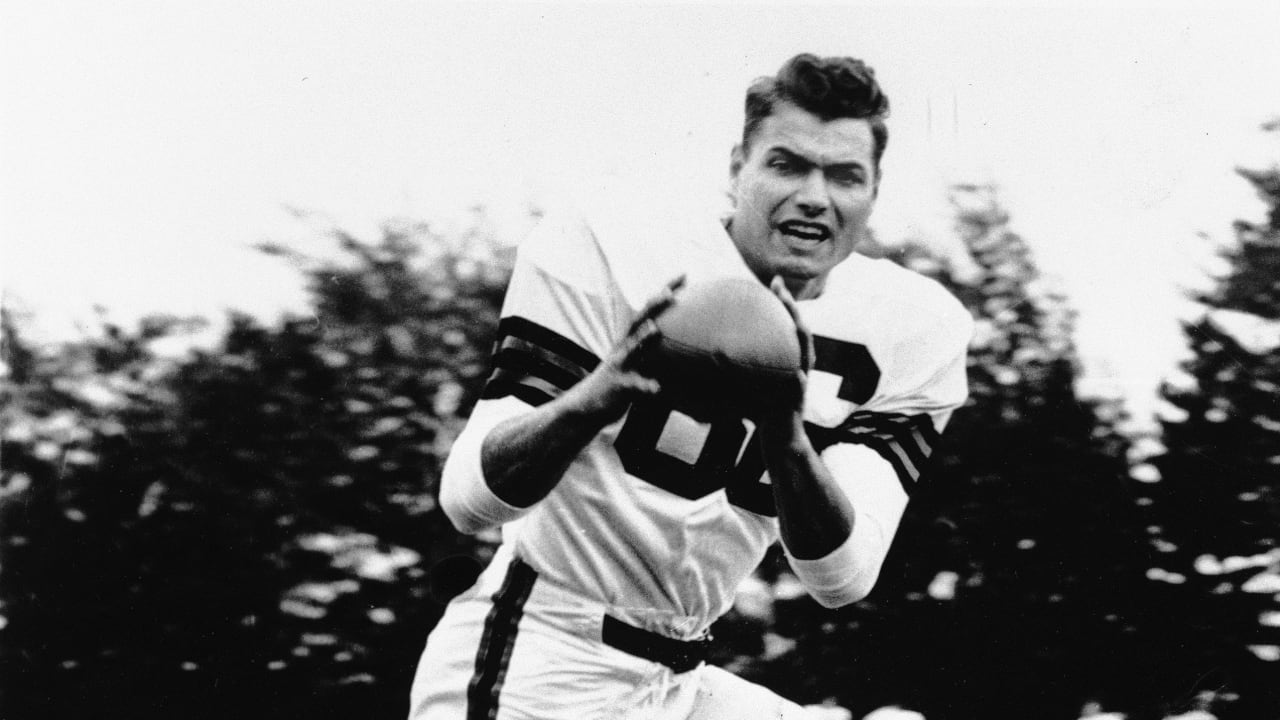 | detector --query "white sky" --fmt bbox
[4,2,1280,422]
